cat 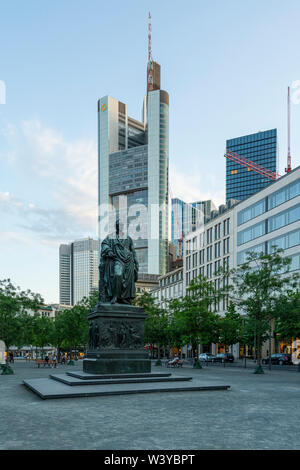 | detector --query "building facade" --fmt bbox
[184,200,237,316]
[151,267,184,309]
[226,129,278,202]
[171,198,214,260]
[59,238,99,306]
[184,165,300,358]
[98,61,169,275]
